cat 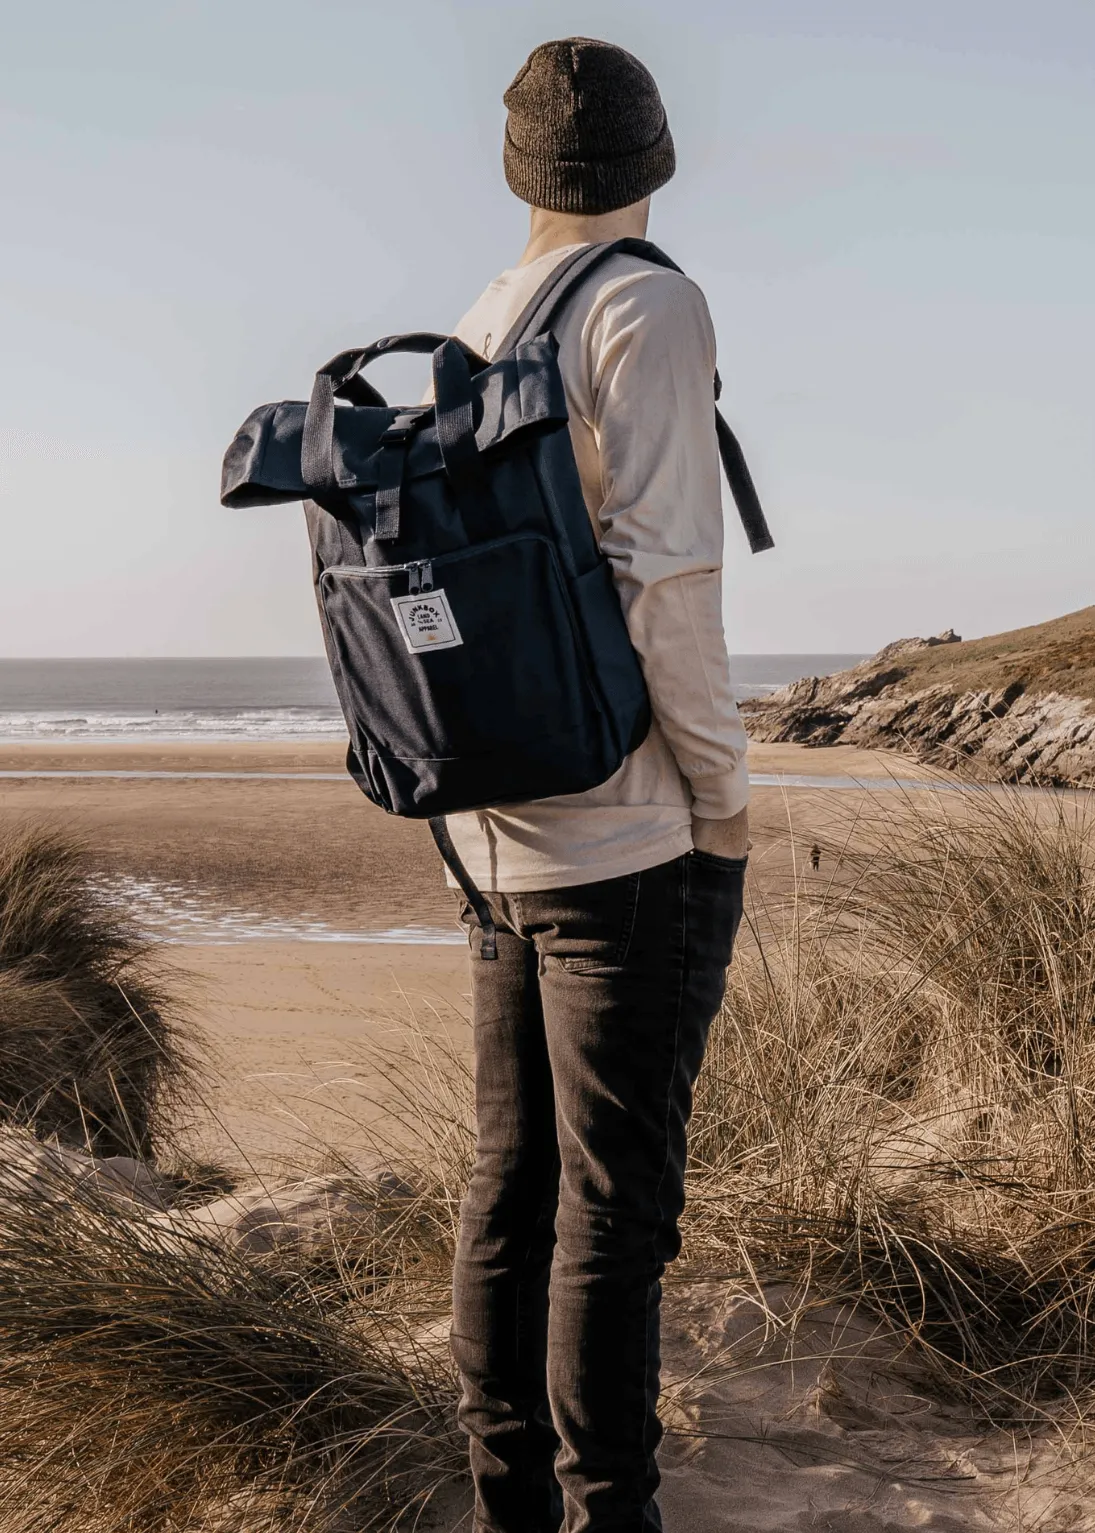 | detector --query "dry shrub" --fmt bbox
[0,1143,465,1532]
[689,782,1095,1412]
[0,990,475,1530]
[0,826,199,1157]
[303,1020,475,1275]
[15,782,1095,1525]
